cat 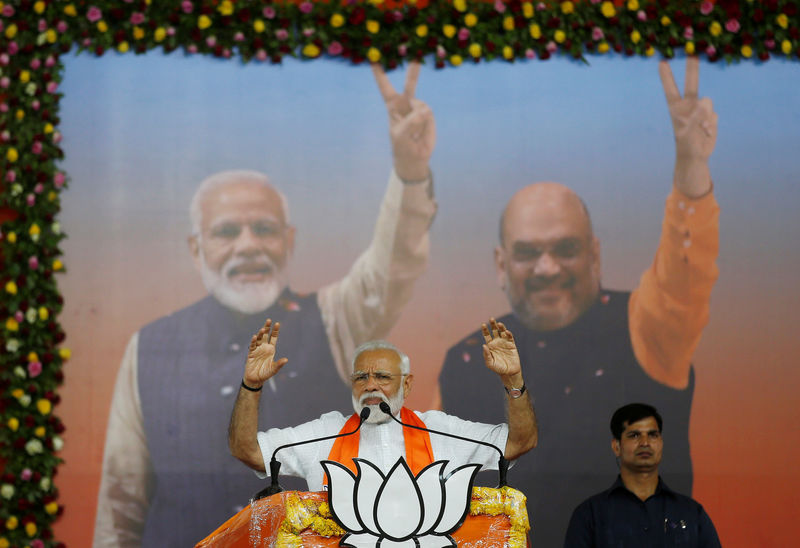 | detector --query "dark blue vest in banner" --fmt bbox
[138,291,350,547]
[439,289,694,548]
